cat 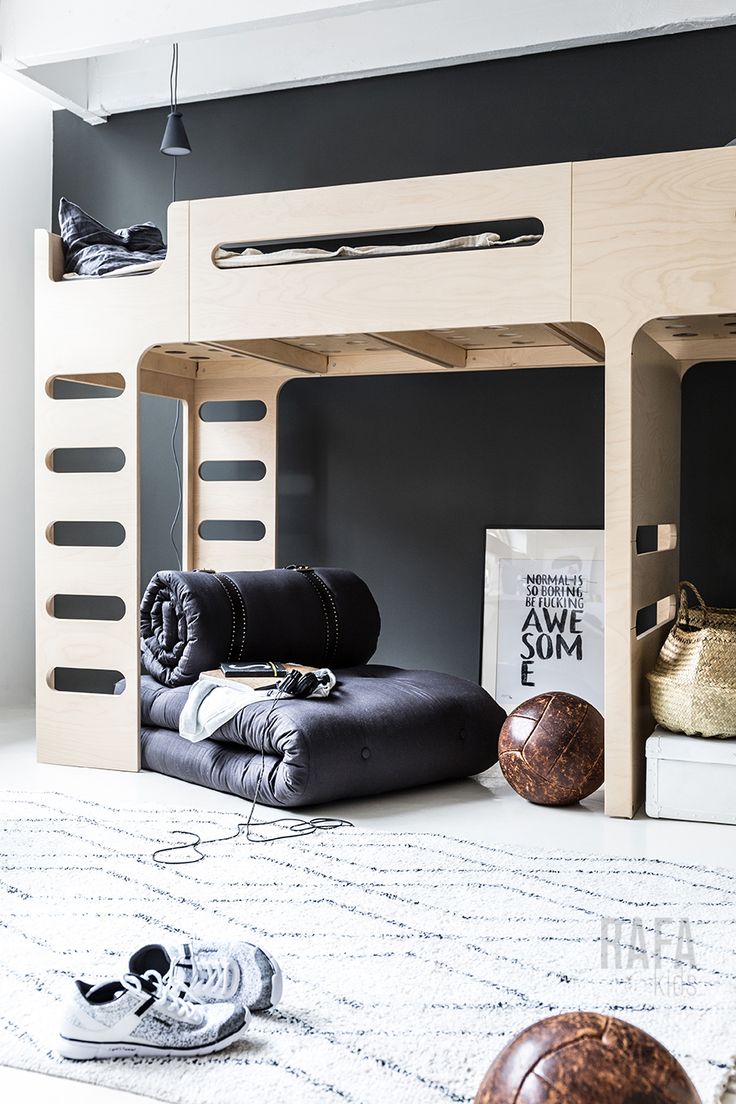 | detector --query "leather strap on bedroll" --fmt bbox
[210,571,249,664]
[287,565,340,665]
[212,566,341,667]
